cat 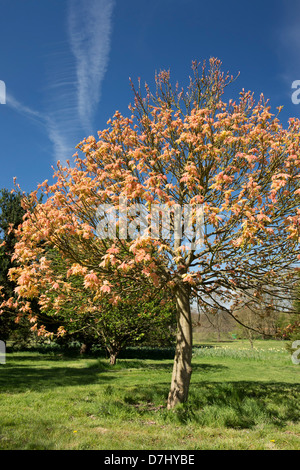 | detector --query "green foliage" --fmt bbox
[0,189,25,291]
[0,188,30,342]
[33,248,176,361]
